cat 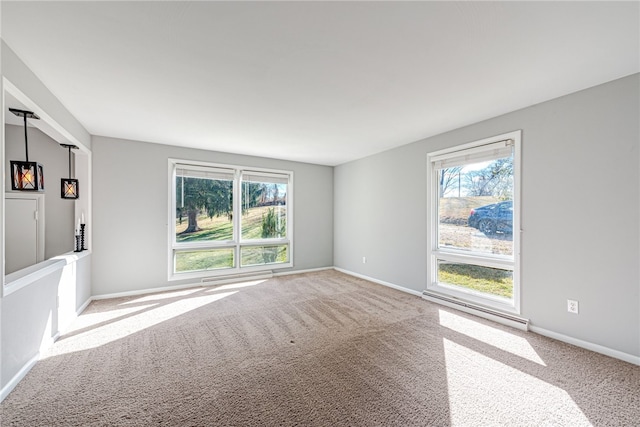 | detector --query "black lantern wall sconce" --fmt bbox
[60,144,79,199]
[9,108,44,191]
